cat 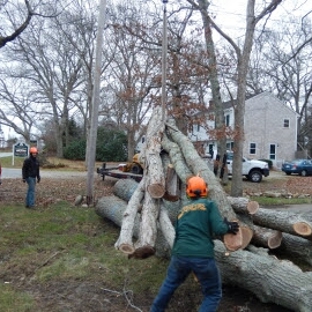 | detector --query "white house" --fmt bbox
[188,92,298,168]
